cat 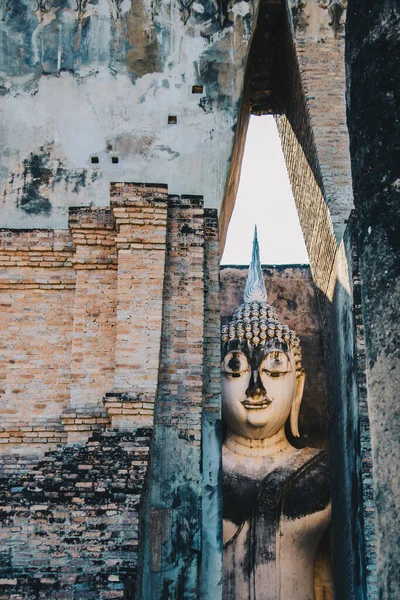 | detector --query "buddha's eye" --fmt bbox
[221,351,249,378]
[261,351,292,377]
